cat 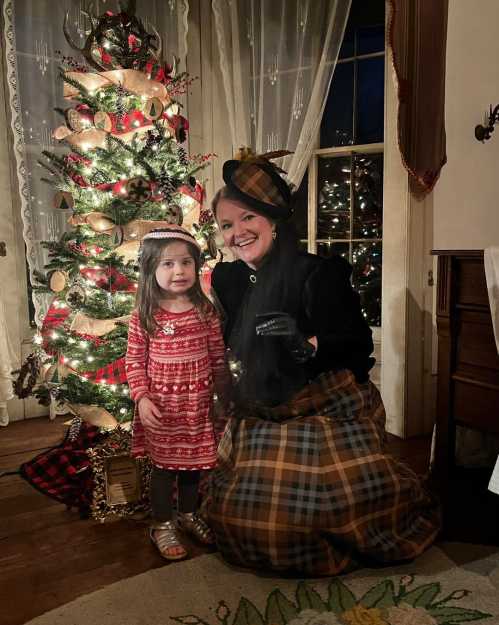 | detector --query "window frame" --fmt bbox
[305,37,385,341]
